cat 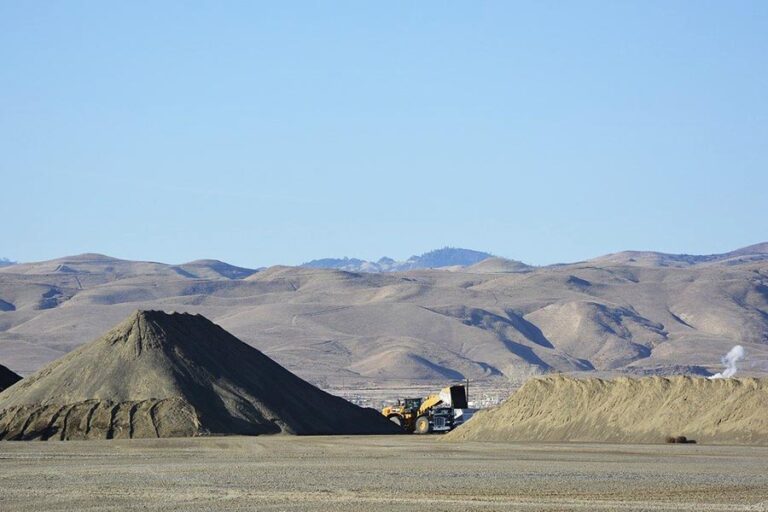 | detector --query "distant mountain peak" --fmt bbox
[0,258,16,267]
[301,247,495,273]
[407,247,494,268]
